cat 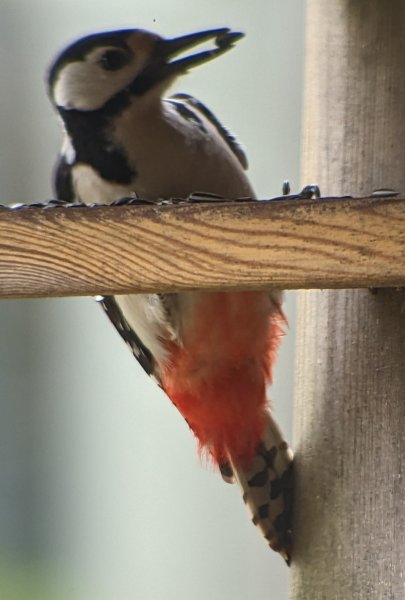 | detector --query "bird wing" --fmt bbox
[98,296,156,380]
[168,93,248,169]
